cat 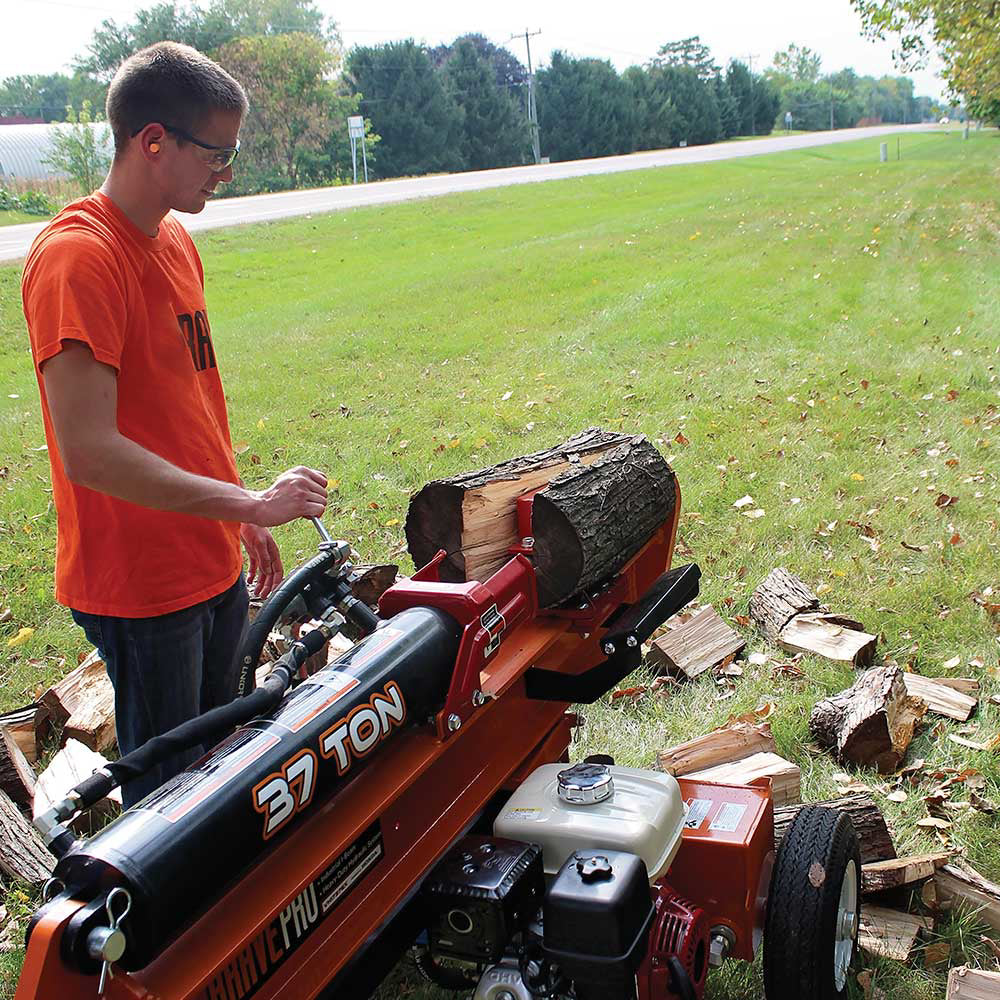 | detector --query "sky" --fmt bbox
[3,0,947,100]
